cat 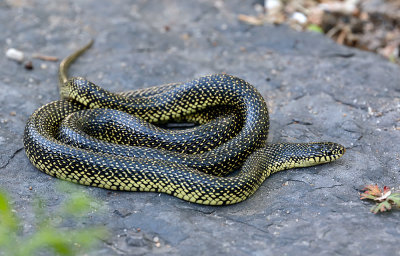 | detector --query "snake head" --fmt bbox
[59,77,103,109]
[59,77,83,100]
[259,142,346,174]
[59,81,71,100]
[300,142,346,166]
